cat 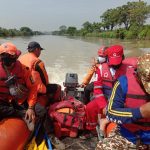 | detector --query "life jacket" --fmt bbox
[49,96,86,137]
[19,53,41,72]
[19,52,48,93]
[123,67,150,131]
[122,57,137,68]
[0,61,28,104]
[82,57,138,87]
[95,63,115,99]
[95,59,137,99]
[91,67,104,100]
[98,63,114,88]
[92,81,104,99]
